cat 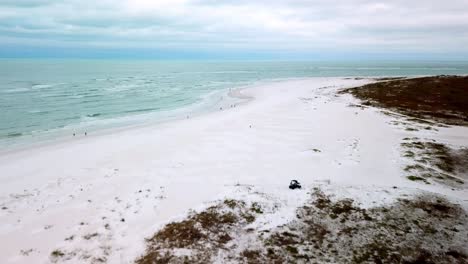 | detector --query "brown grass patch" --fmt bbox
[82,233,99,240]
[341,75,468,126]
[51,250,65,258]
[136,199,264,264]
[401,139,466,187]
[135,189,468,264]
